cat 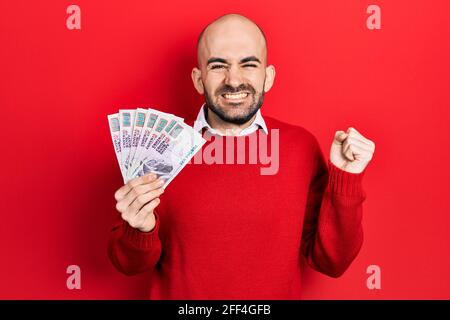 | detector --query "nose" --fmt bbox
[224,65,244,88]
